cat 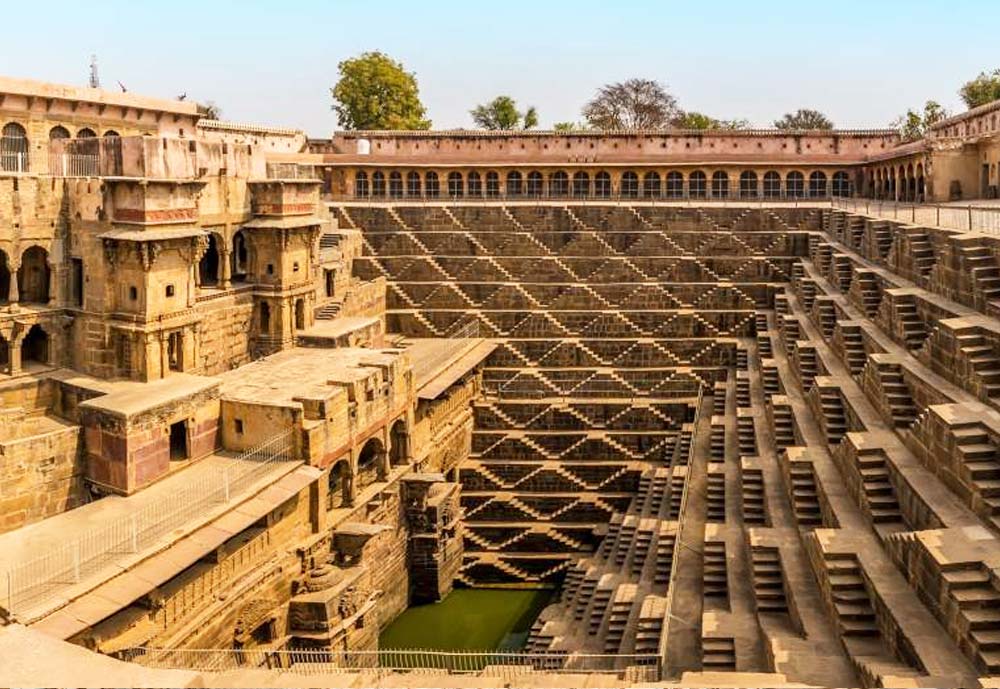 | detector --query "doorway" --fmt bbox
[169,420,189,461]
